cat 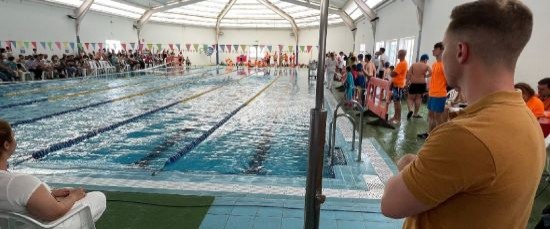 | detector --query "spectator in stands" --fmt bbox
[5,56,20,81]
[0,55,16,81]
[381,1,545,228]
[0,119,106,225]
[515,83,545,118]
[185,57,191,67]
[537,78,550,111]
